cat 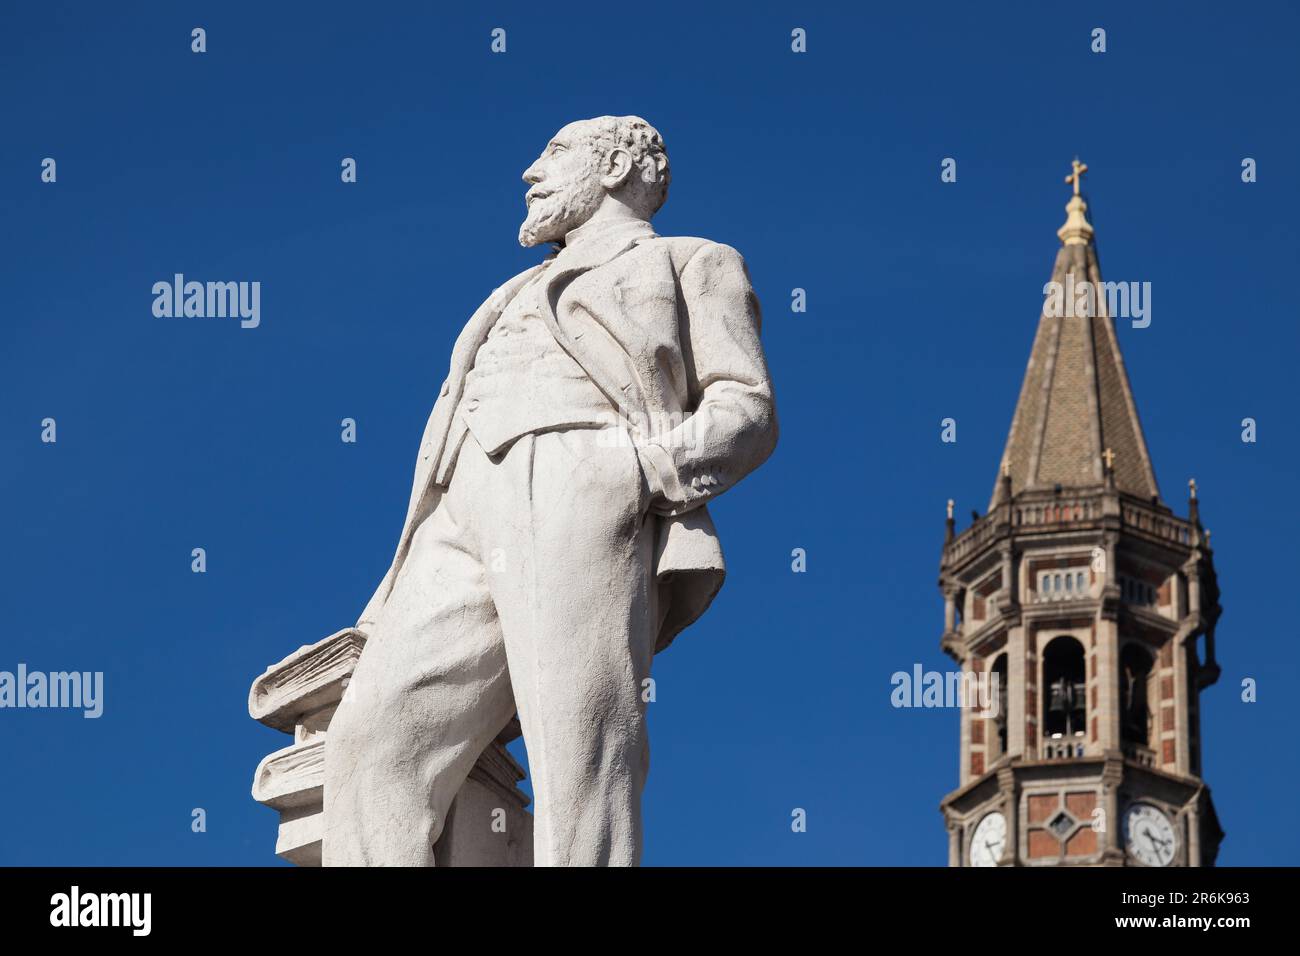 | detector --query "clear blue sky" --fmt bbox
[1,1,1296,866]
